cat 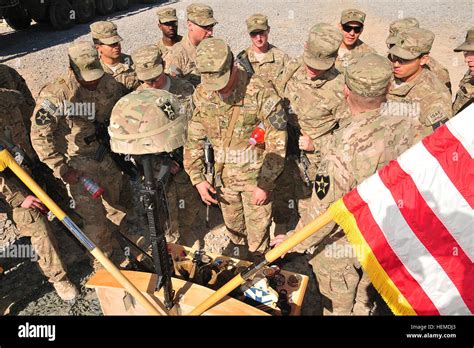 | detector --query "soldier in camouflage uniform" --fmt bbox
[335,9,376,71]
[385,17,452,93]
[273,54,411,315]
[30,42,129,267]
[132,45,203,246]
[156,8,183,65]
[0,63,35,131]
[165,3,217,87]
[387,27,452,143]
[239,14,290,83]
[275,23,345,235]
[452,27,474,115]
[90,21,140,93]
[184,38,287,255]
[238,14,291,233]
[0,86,78,301]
